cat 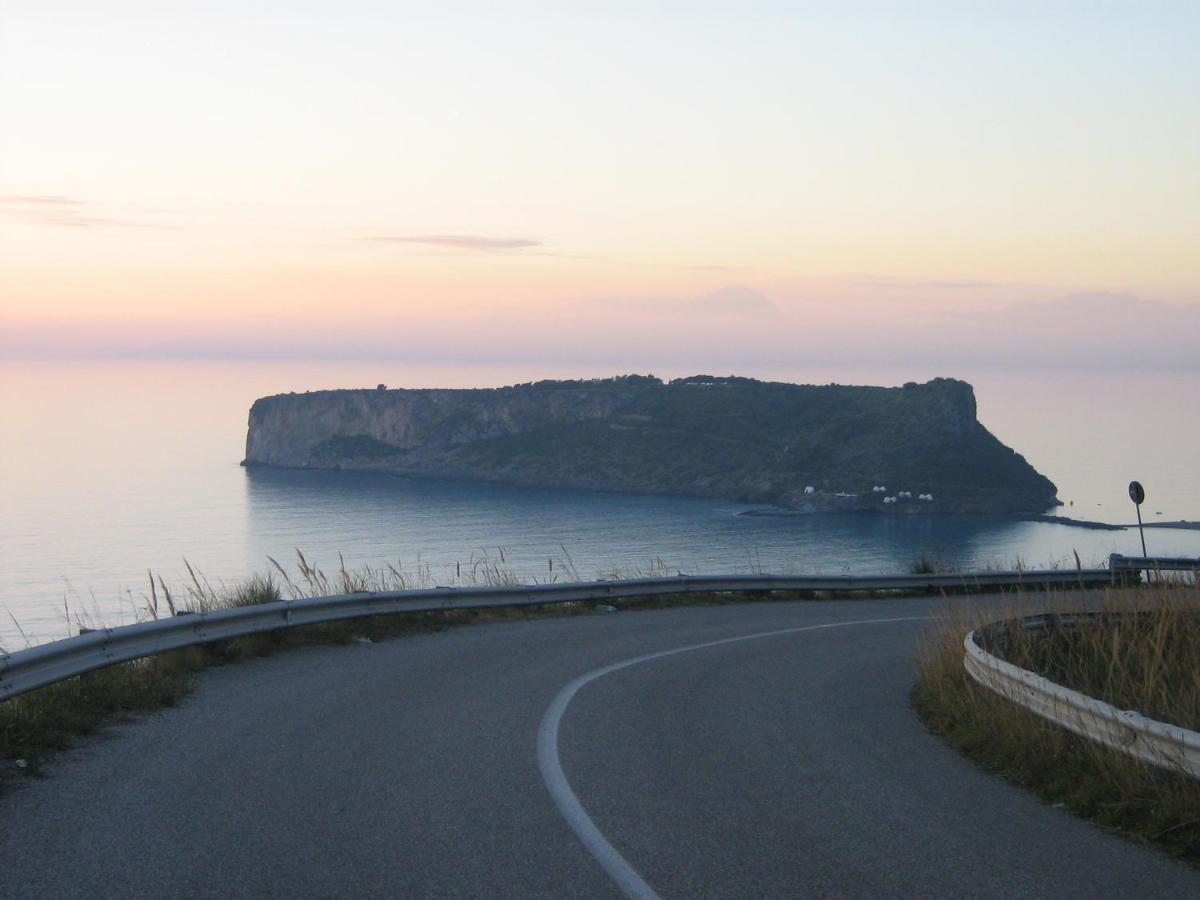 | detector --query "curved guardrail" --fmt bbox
[1,567,1111,703]
[963,617,1200,779]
